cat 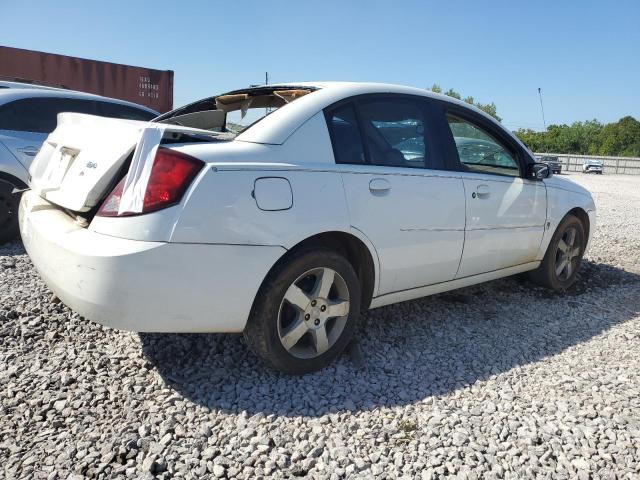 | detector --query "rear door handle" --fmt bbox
[369,177,391,194]
[476,184,490,199]
[18,146,39,157]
